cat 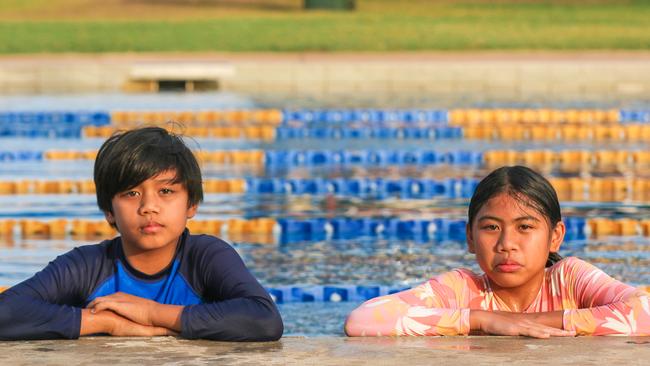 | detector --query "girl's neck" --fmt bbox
[487,270,546,312]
